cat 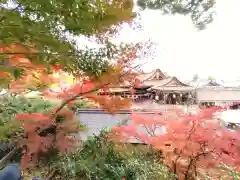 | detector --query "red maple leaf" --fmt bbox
[111,106,240,179]
[52,64,62,72]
